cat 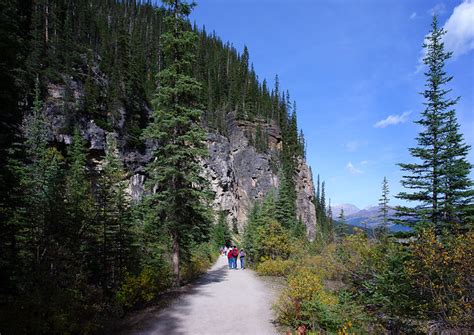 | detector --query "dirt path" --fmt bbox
[121,255,279,335]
